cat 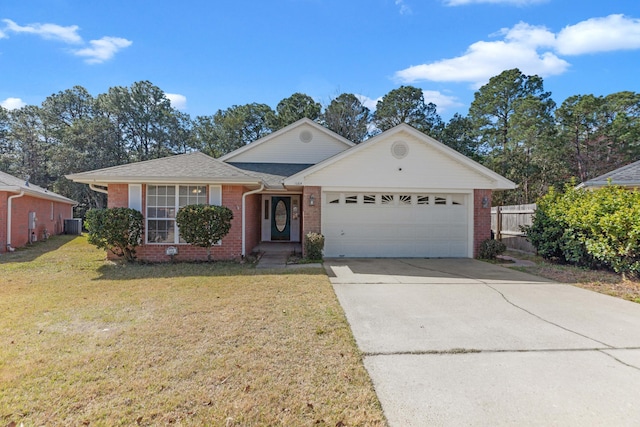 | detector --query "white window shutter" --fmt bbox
[128,184,142,212]
[209,185,222,206]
